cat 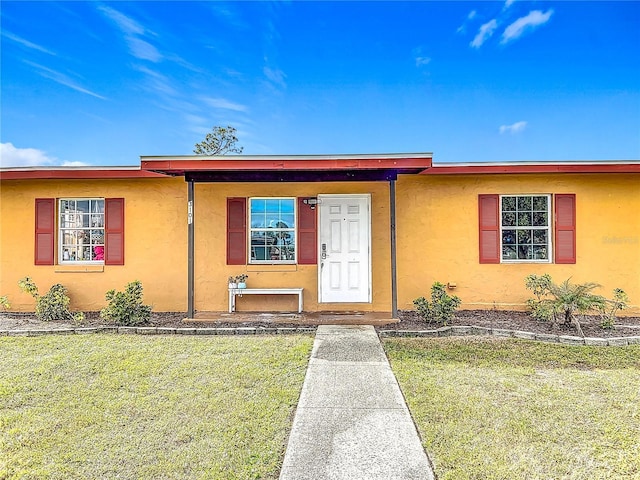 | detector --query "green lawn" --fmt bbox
[0,334,313,480]
[385,337,640,480]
